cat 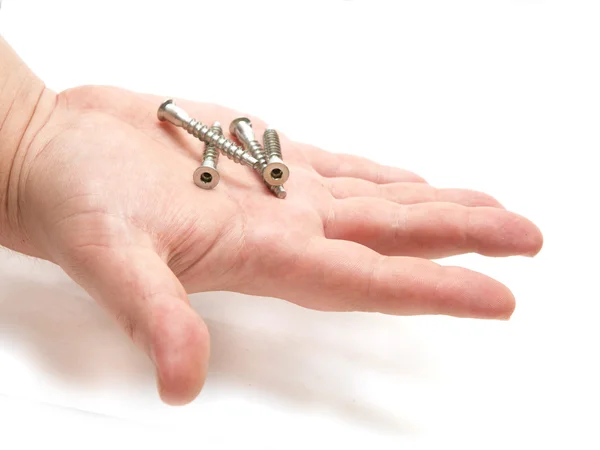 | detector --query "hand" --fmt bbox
[8,85,543,405]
